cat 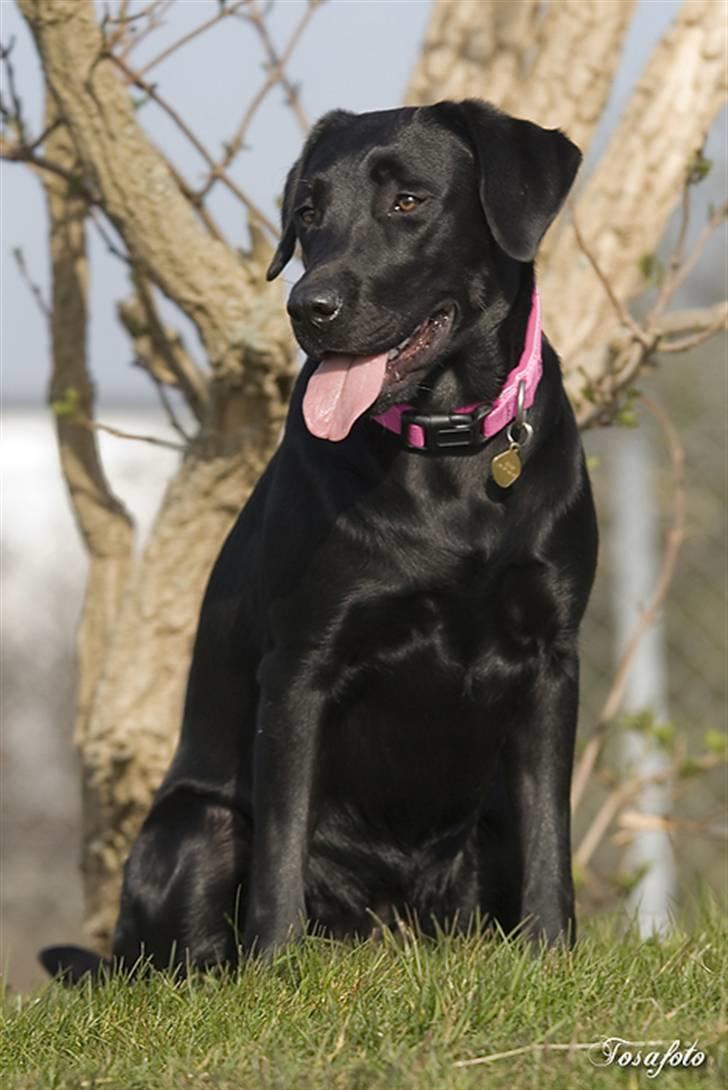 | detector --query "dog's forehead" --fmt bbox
[305,108,472,188]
